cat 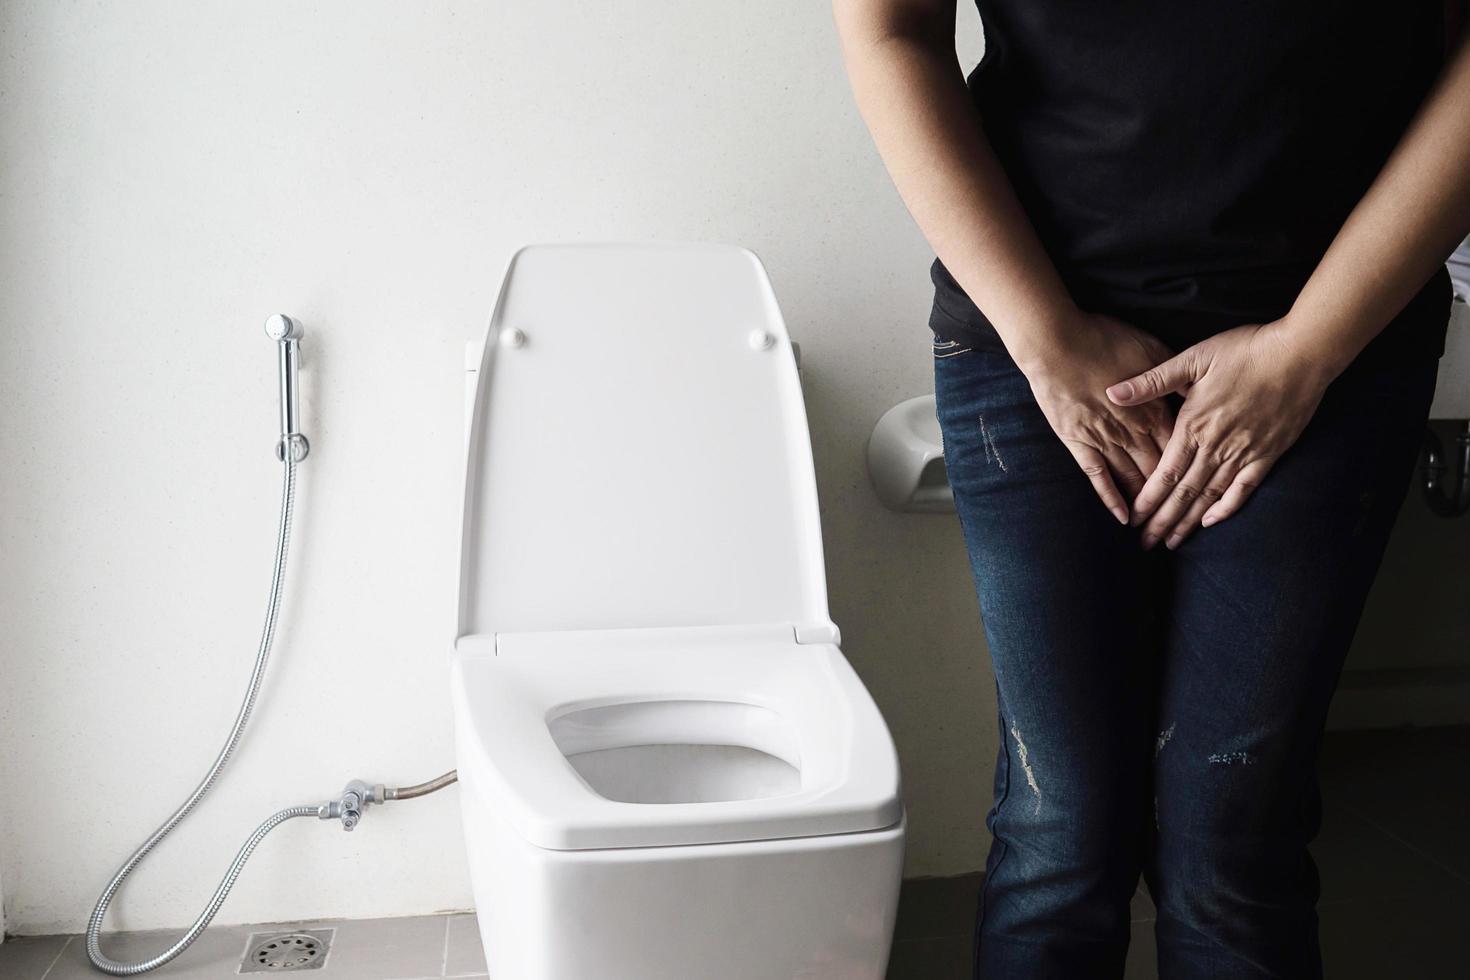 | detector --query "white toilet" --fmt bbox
[450,242,906,980]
